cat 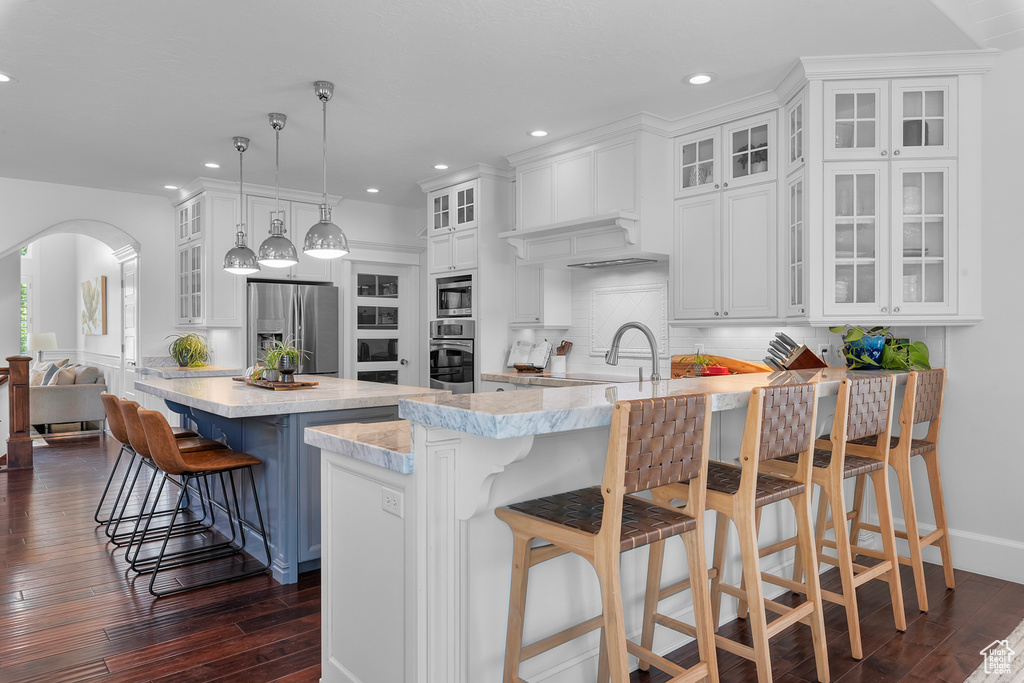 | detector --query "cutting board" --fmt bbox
[233,377,319,391]
[671,355,771,378]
